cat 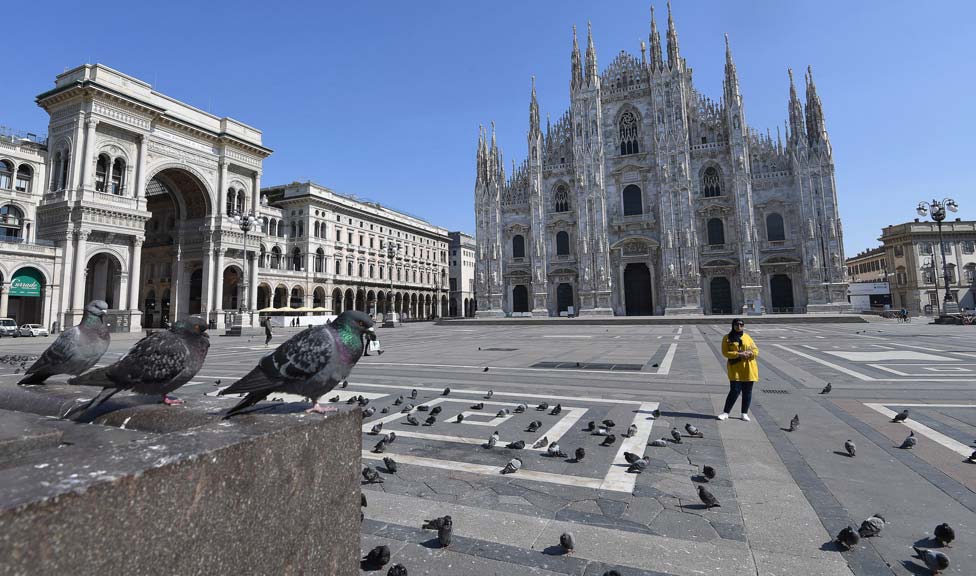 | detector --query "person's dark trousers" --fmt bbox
[723,381,755,414]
